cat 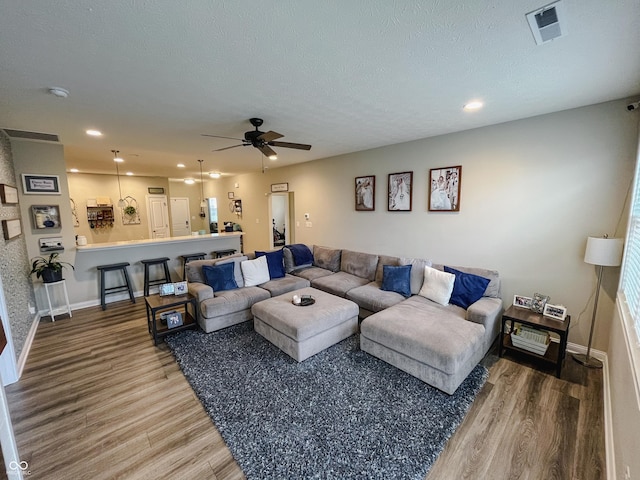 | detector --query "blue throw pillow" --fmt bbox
[444,266,490,309]
[380,265,412,298]
[202,262,238,292]
[255,249,286,279]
